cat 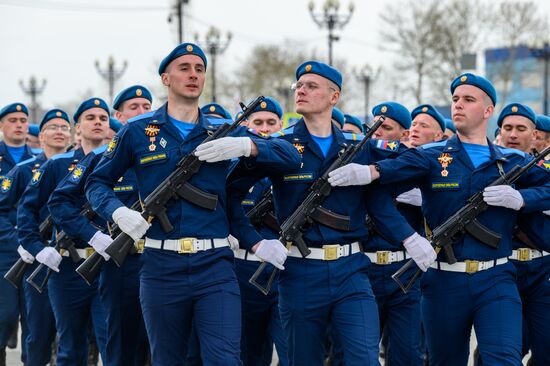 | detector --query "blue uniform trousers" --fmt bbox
[421,262,522,366]
[235,258,288,366]
[23,263,56,366]
[278,253,380,366]
[368,261,423,366]
[513,256,550,365]
[99,254,148,366]
[0,261,28,362]
[139,247,242,366]
[48,258,107,366]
